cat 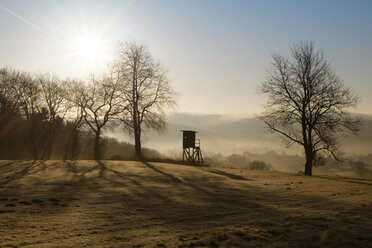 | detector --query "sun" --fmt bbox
[68,31,112,76]
[73,35,104,65]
